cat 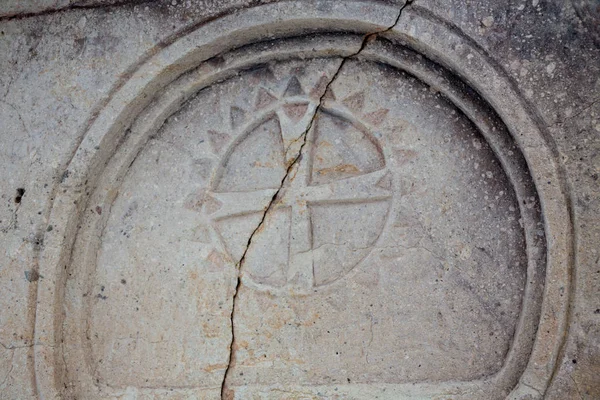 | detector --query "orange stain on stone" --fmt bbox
[317,164,359,176]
